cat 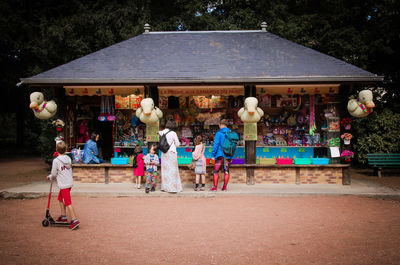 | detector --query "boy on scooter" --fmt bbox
[47,141,80,230]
